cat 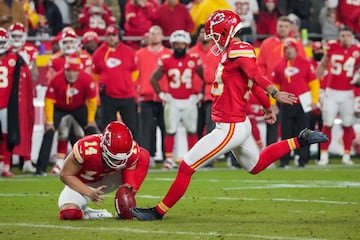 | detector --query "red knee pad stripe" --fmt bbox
[59,209,83,220]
